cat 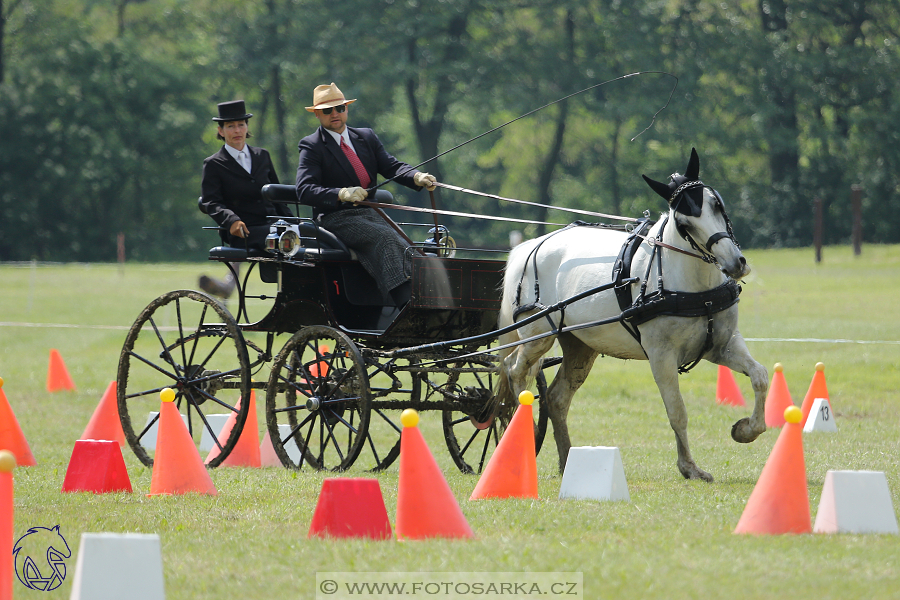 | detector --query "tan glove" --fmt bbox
[338,187,368,203]
[413,172,437,191]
